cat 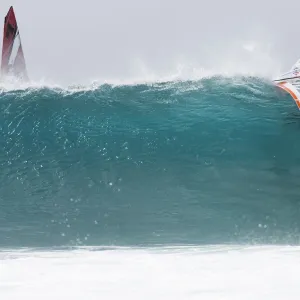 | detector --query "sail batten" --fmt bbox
[1,6,28,81]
